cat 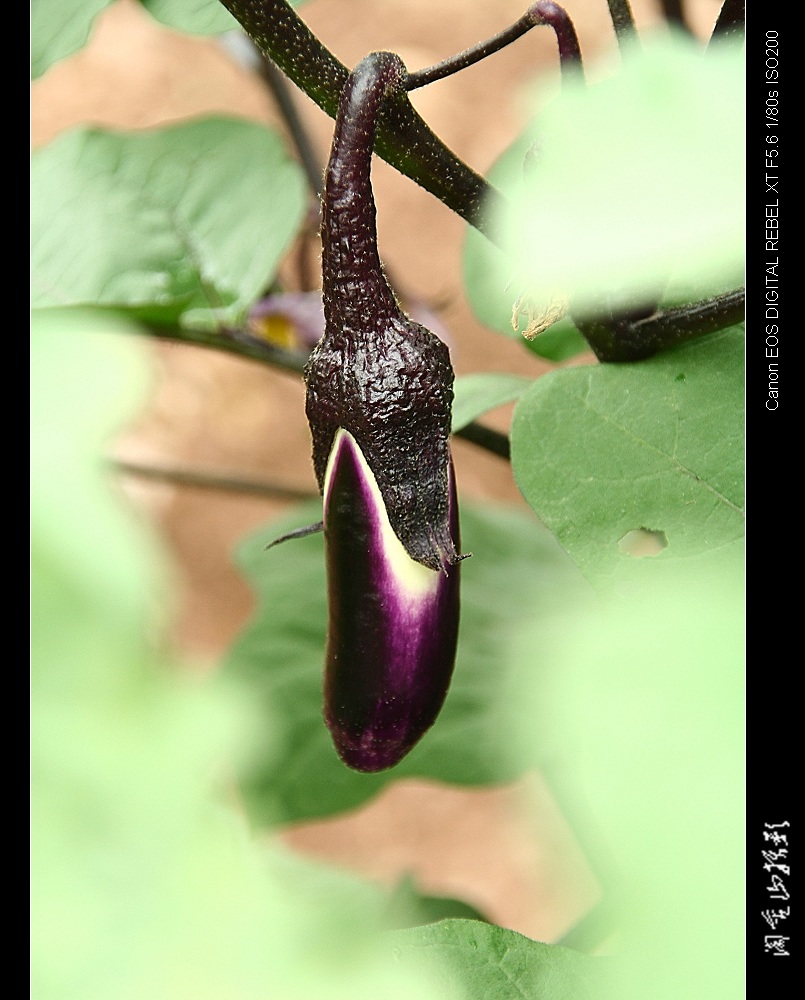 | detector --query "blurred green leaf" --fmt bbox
[462,131,588,362]
[498,33,744,316]
[31,310,450,1000]
[451,373,533,432]
[383,875,490,931]
[31,0,113,78]
[391,920,600,1000]
[506,564,744,1000]
[224,500,592,824]
[30,308,165,671]
[30,0,246,80]
[510,325,745,589]
[31,118,307,328]
[141,0,237,34]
